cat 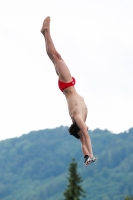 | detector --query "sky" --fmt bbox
[0,0,133,140]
